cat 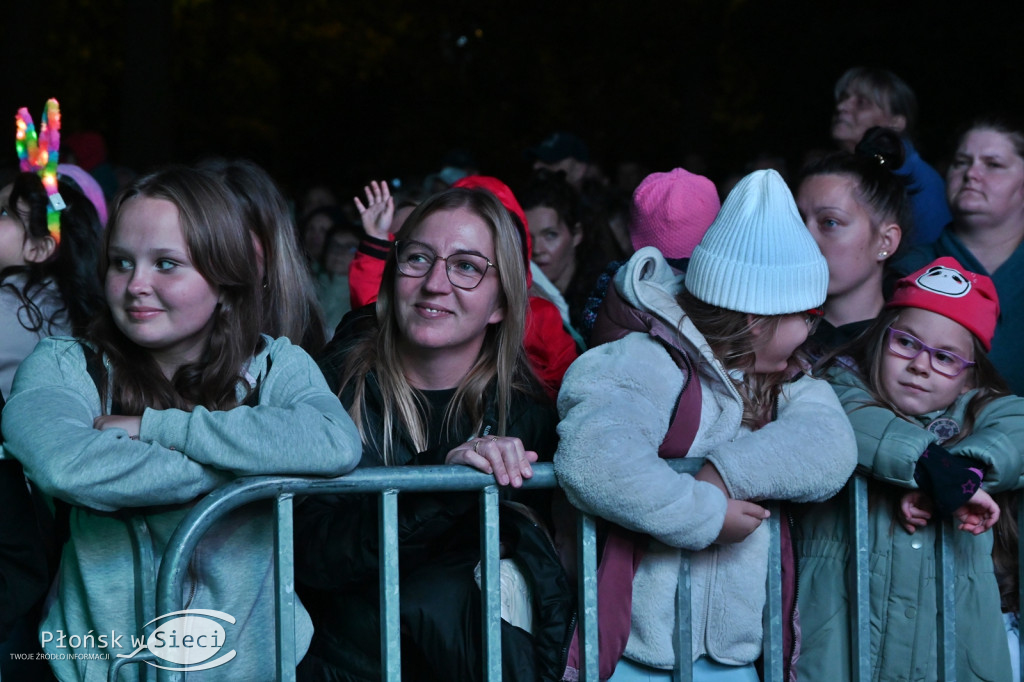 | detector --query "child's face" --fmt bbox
[0,184,34,270]
[750,312,812,373]
[880,307,975,415]
[105,196,221,378]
